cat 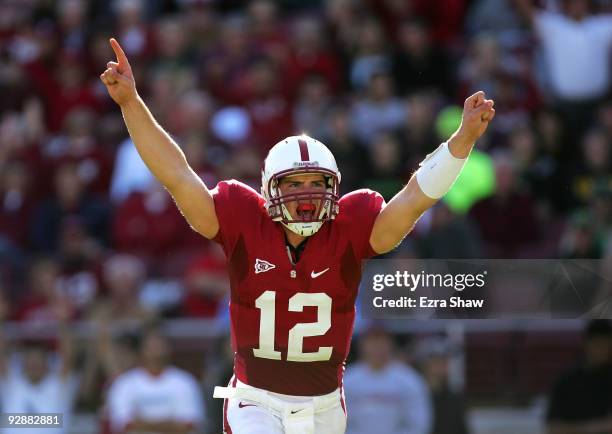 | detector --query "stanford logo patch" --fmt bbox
[255,258,276,274]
